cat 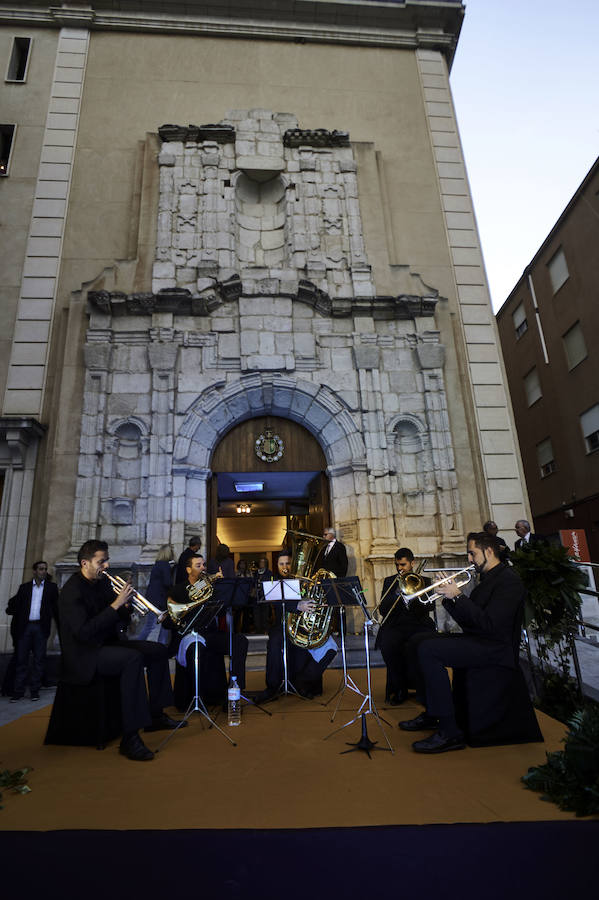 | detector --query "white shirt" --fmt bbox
[29,580,44,621]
